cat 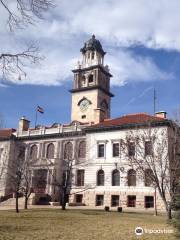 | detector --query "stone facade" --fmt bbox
[0,35,178,212]
[71,35,113,124]
[69,126,171,211]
